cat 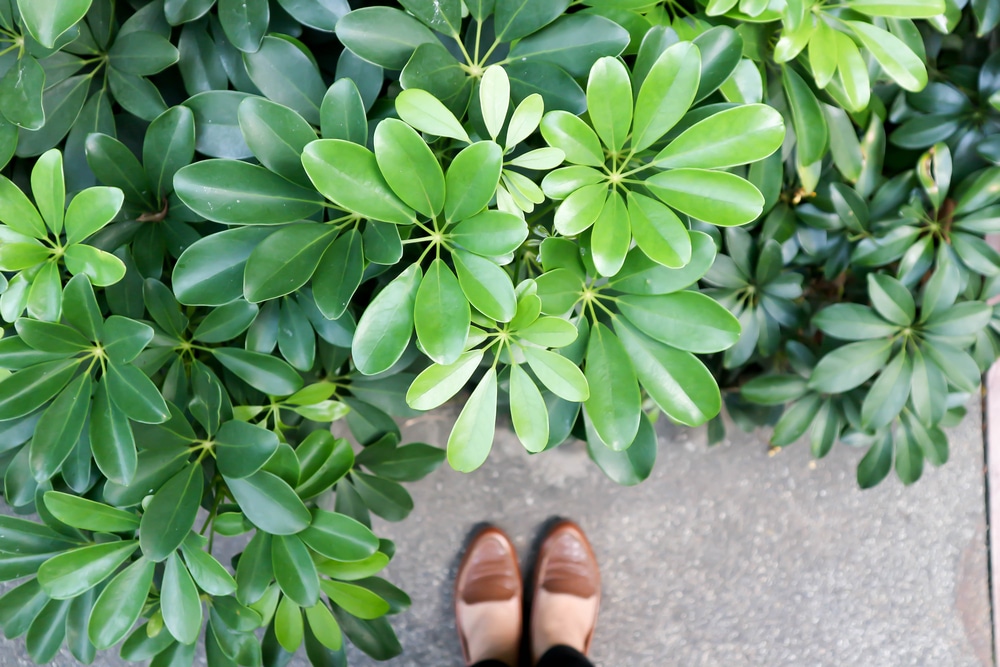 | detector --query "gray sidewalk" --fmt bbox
[354,402,992,667]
